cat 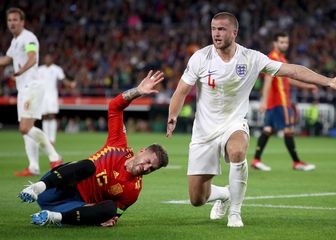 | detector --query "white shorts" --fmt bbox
[17,83,44,121]
[42,95,59,115]
[187,119,249,175]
